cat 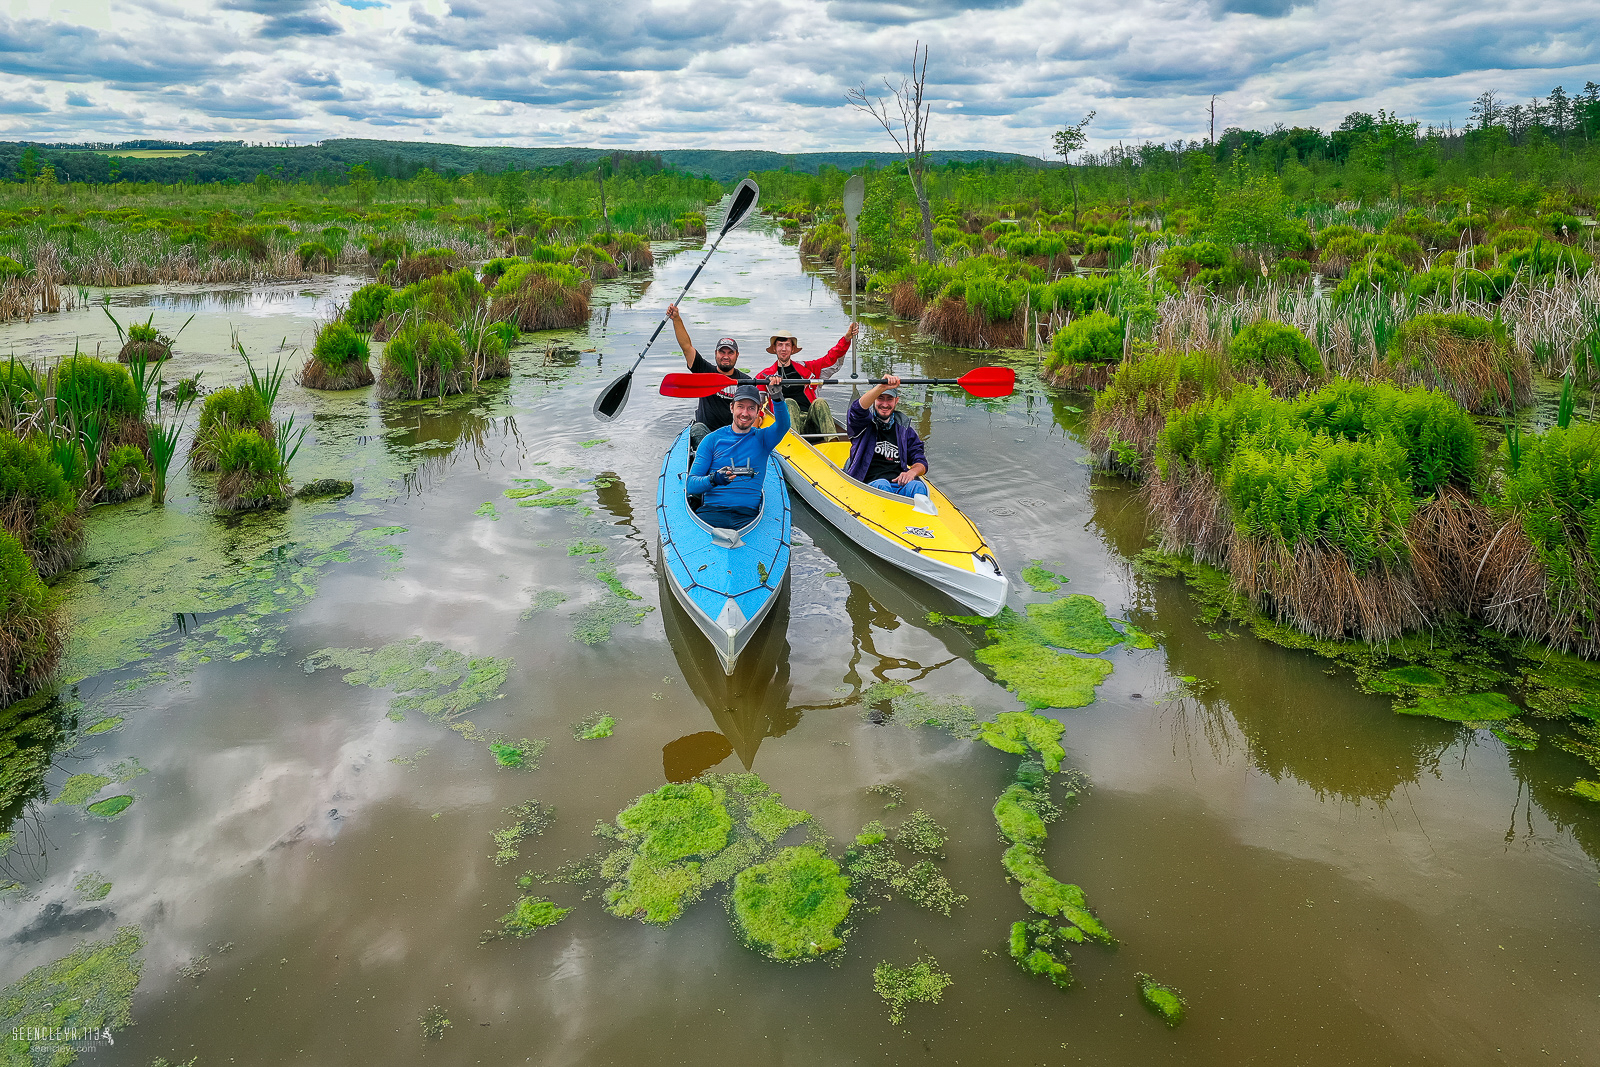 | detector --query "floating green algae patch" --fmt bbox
[872,957,951,1025]
[1025,595,1125,654]
[599,773,814,927]
[567,540,605,556]
[894,809,947,857]
[505,480,552,499]
[699,296,751,306]
[976,634,1114,710]
[495,896,571,939]
[1010,919,1076,989]
[571,595,653,645]
[518,487,585,508]
[1518,648,1600,720]
[859,681,981,737]
[74,871,112,902]
[0,925,144,1064]
[87,795,133,818]
[579,438,608,448]
[978,711,1066,772]
[1113,619,1159,649]
[523,590,568,617]
[845,815,966,916]
[83,717,122,736]
[1137,972,1188,1027]
[732,846,852,961]
[53,773,111,806]
[1021,562,1069,593]
[304,638,511,723]
[492,801,554,866]
[1570,780,1600,802]
[1382,665,1448,688]
[573,714,616,740]
[490,740,546,769]
[1396,692,1519,724]
[474,502,499,520]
